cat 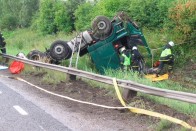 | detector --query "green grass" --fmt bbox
[154,120,173,131]
[3,28,75,56]
[22,65,67,85]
